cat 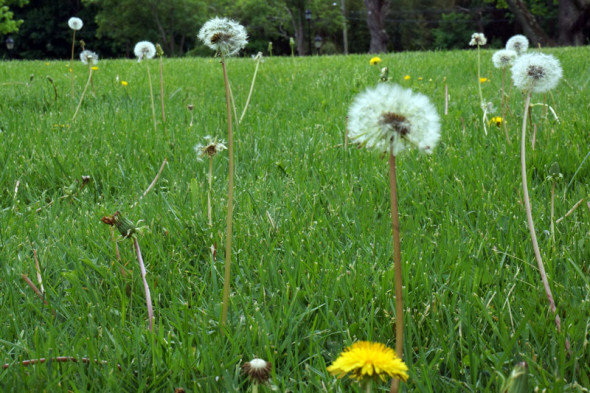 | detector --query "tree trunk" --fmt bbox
[364,0,390,53]
[286,6,306,56]
[558,0,590,45]
[505,0,555,47]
